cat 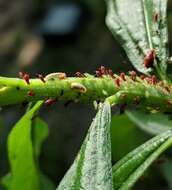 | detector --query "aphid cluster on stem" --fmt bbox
[95,66,115,78]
